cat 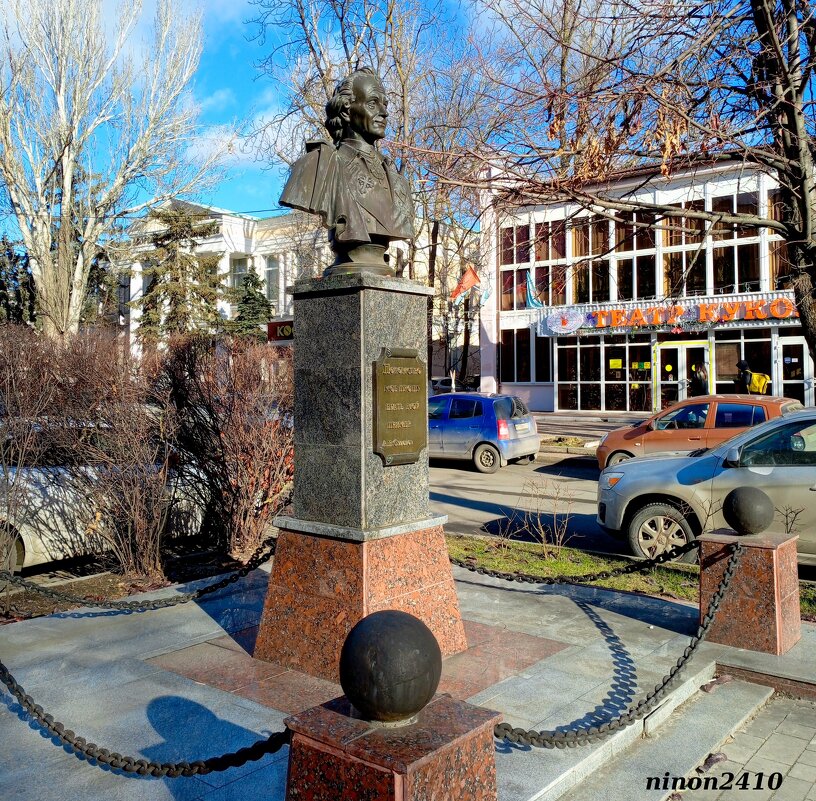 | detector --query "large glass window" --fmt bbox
[499,224,531,265]
[499,329,533,382]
